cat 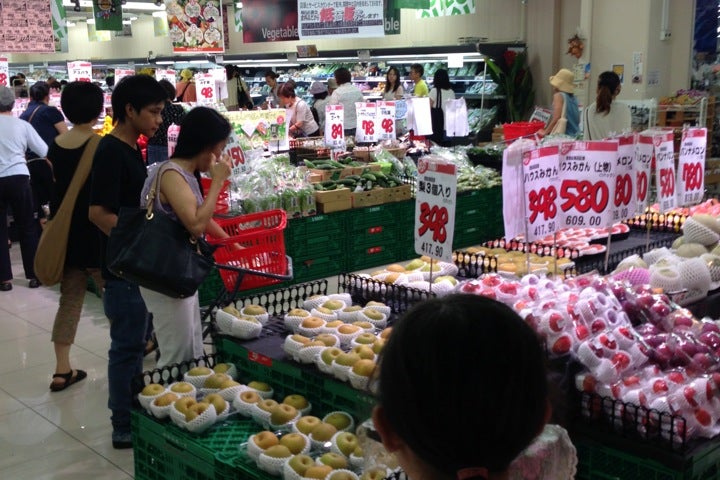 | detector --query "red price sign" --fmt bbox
[678,128,707,206]
[201,87,213,98]
[414,158,457,262]
[355,103,378,143]
[636,134,654,212]
[637,170,648,204]
[324,105,344,148]
[558,141,617,229]
[377,101,396,141]
[659,167,675,197]
[528,186,557,223]
[381,118,393,133]
[229,146,244,166]
[522,145,560,241]
[612,134,636,222]
[614,174,632,208]
[417,202,449,242]
[0,73,6,86]
[654,131,676,212]
[362,119,375,136]
[331,124,342,139]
